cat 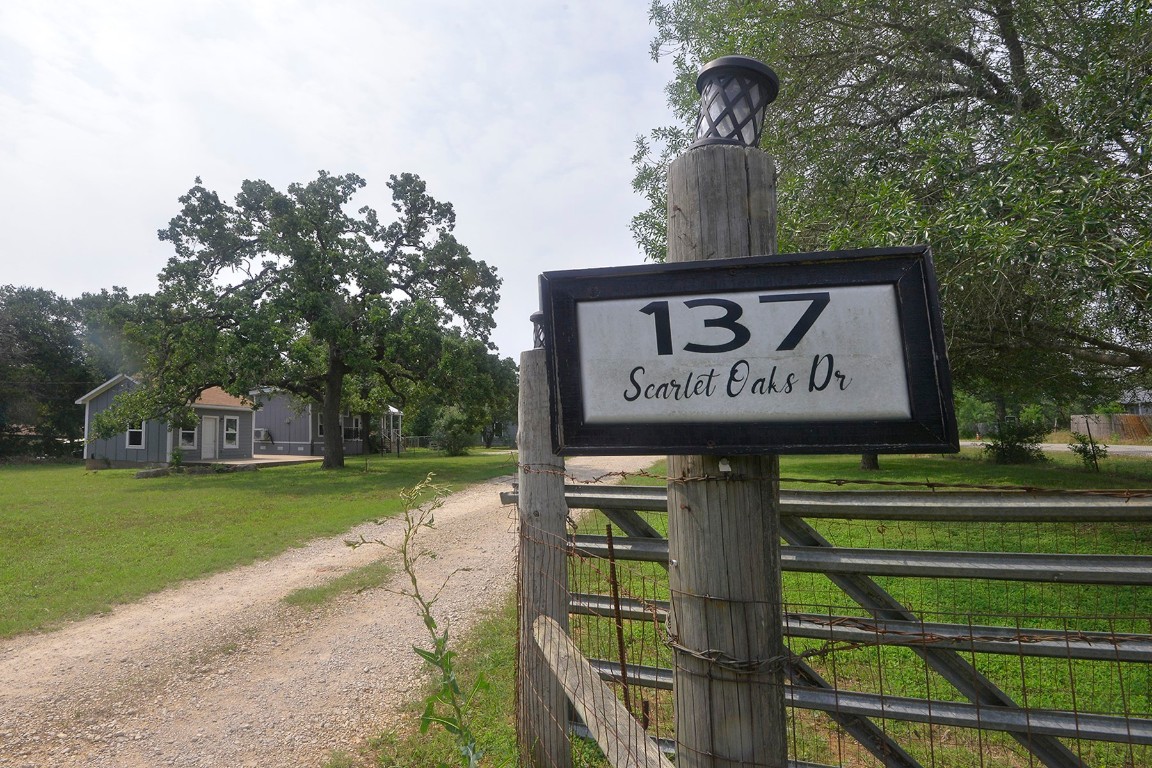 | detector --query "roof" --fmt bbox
[194,387,253,409]
[75,374,136,405]
[77,376,253,411]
